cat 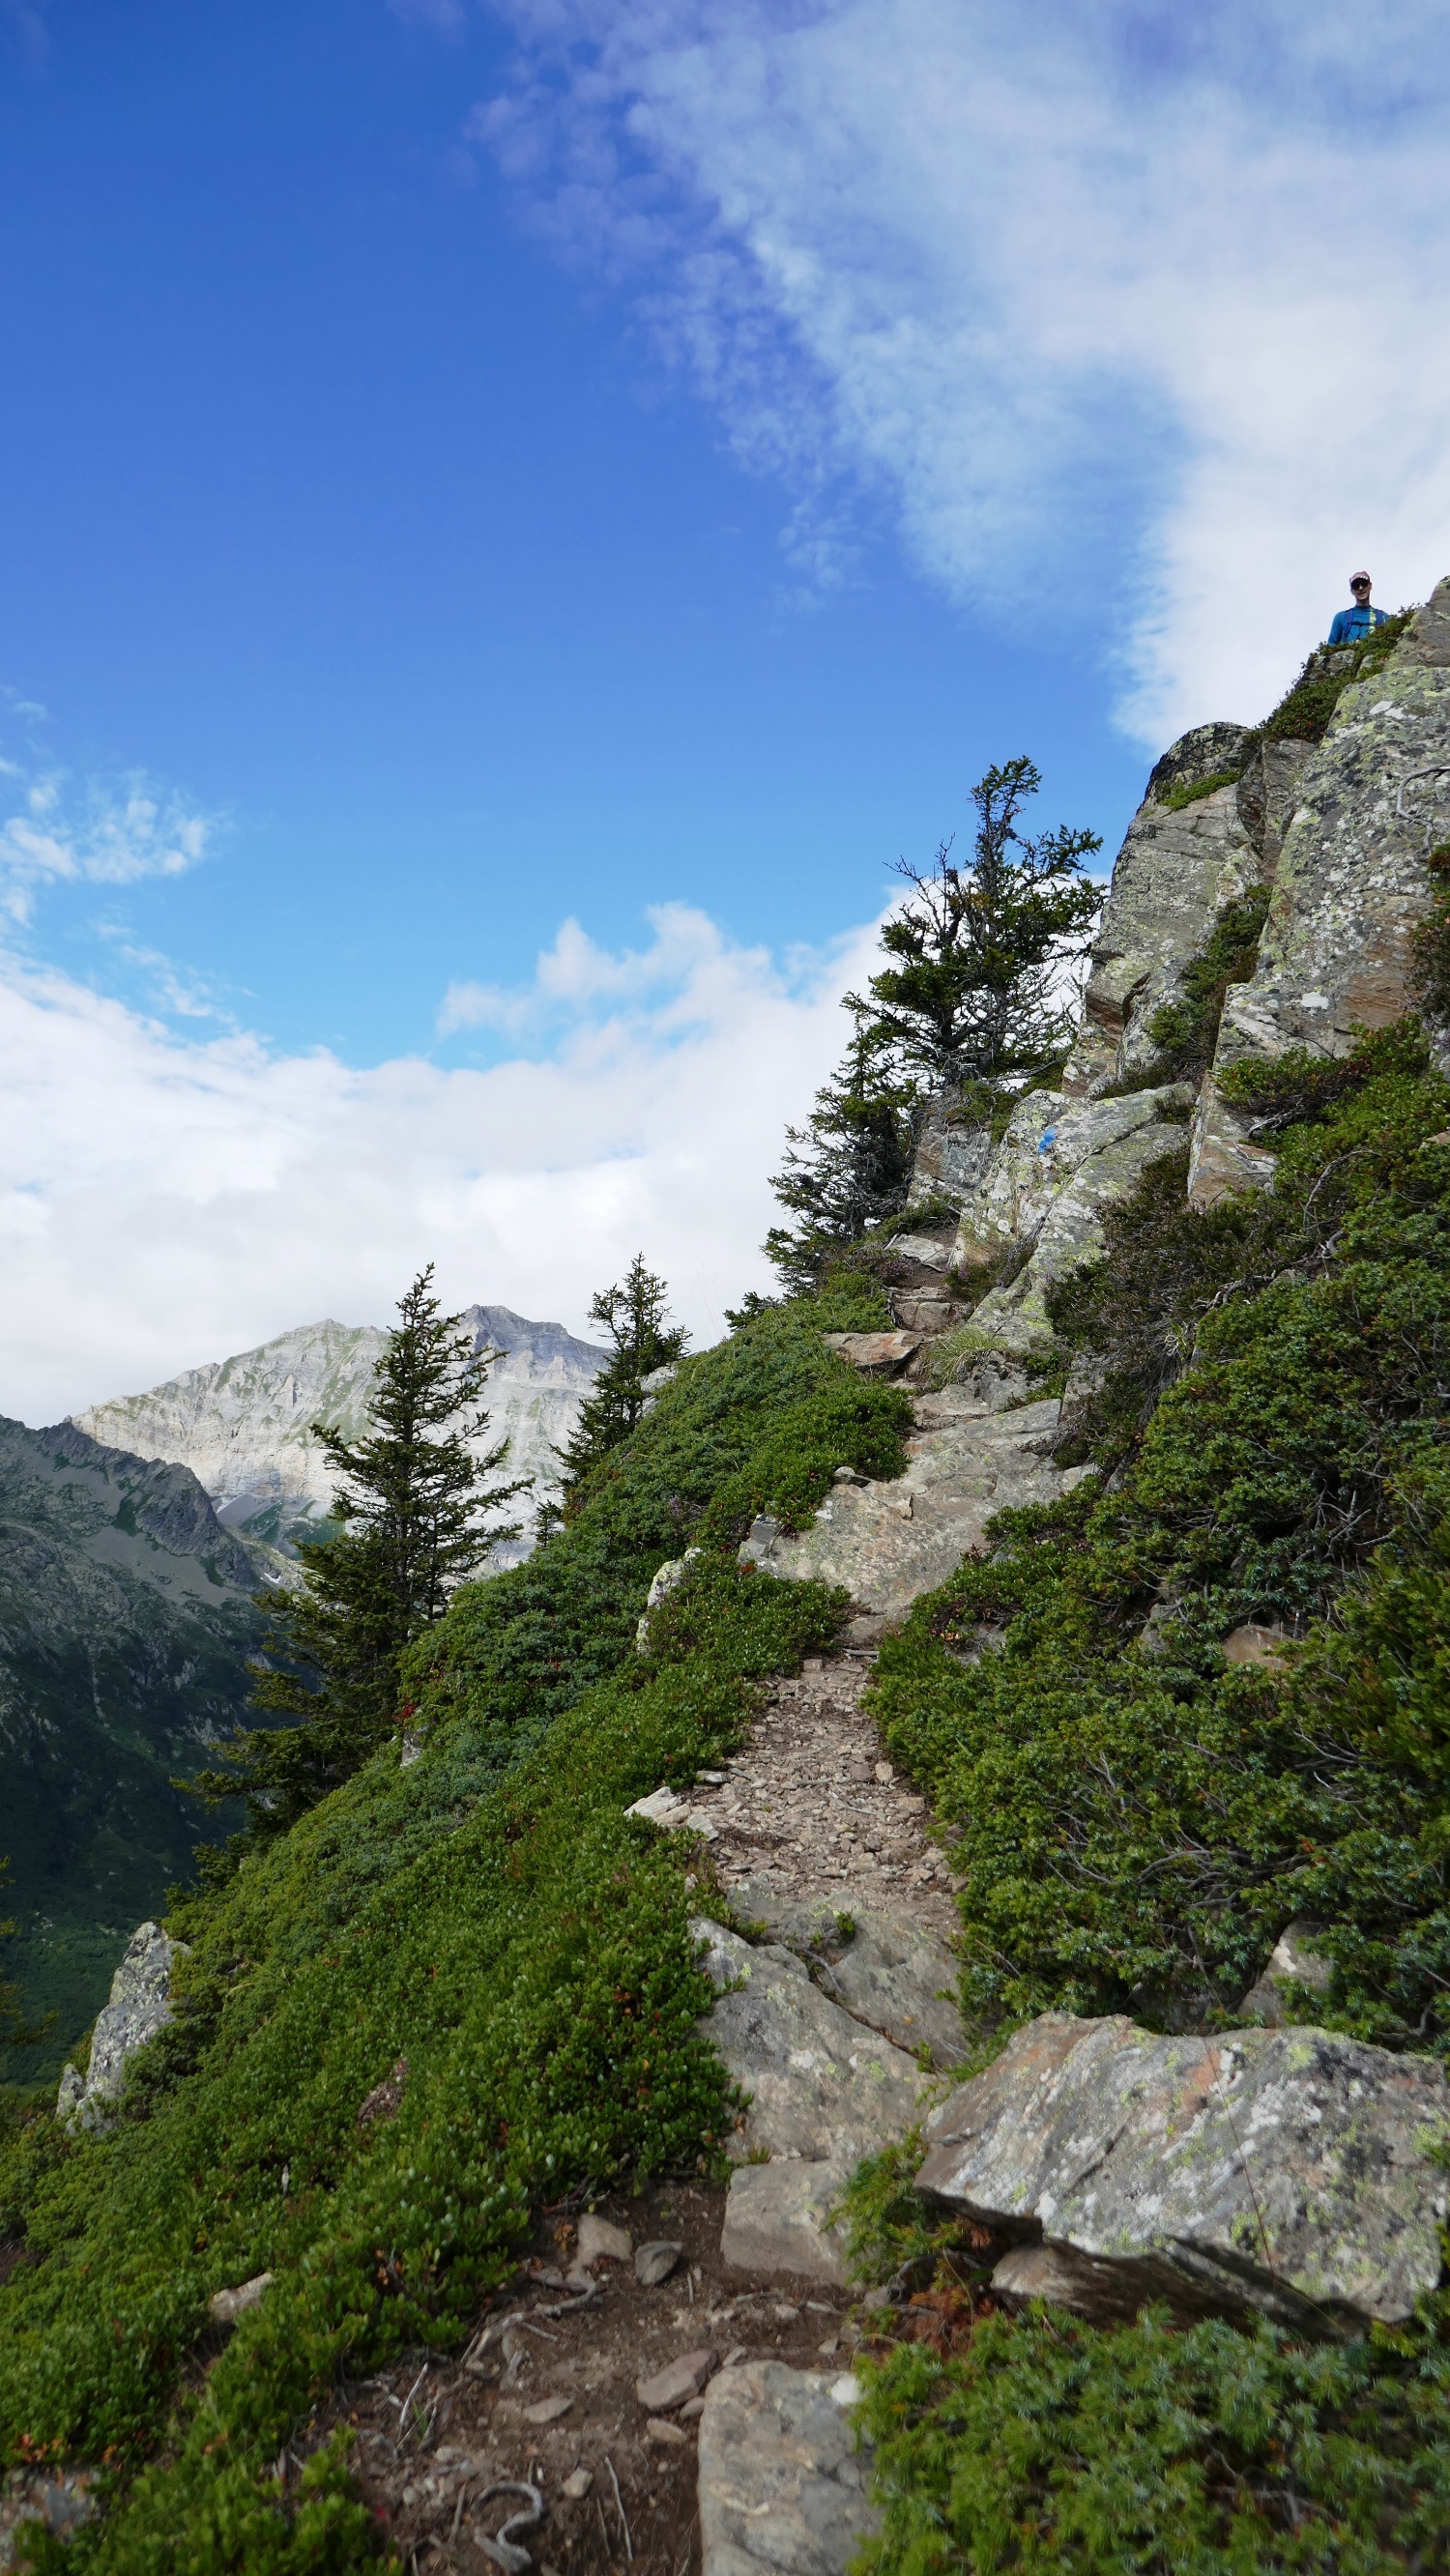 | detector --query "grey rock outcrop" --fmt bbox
[949,1085,1194,1355]
[0,2469,96,2566]
[818,1331,920,1377]
[694,1915,928,2286]
[728,1884,963,2069]
[906,1096,992,1209]
[740,1394,1088,1618]
[1191,577,1450,1204]
[720,2162,855,2287]
[57,1921,188,2131]
[635,1546,702,1649]
[697,2362,878,2576]
[916,2010,1450,2336]
[1239,1919,1334,2024]
[812,1914,962,2069]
